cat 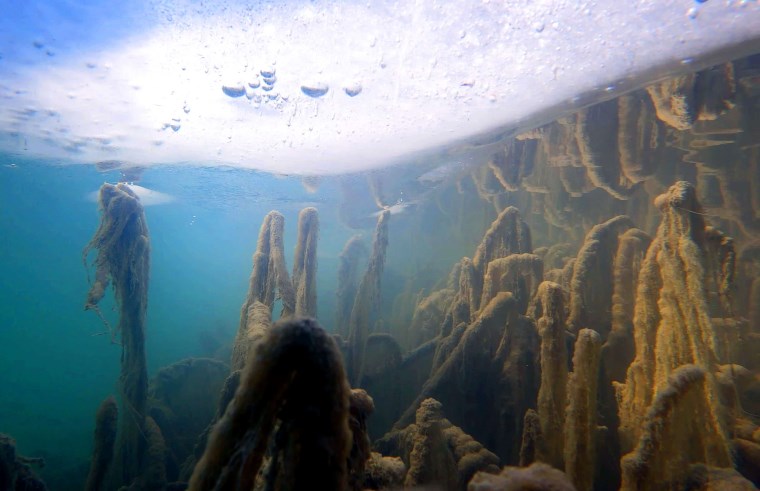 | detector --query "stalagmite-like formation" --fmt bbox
[452,257,479,326]
[348,210,390,386]
[292,207,319,317]
[363,453,406,489]
[232,207,321,370]
[360,333,407,439]
[232,211,293,371]
[564,328,602,491]
[241,210,295,316]
[472,207,532,279]
[479,253,543,316]
[336,235,368,337]
[567,215,634,337]
[620,365,732,491]
[406,287,455,349]
[230,300,271,372]
[616,182,731,450]
[85,396,118,491]
[146,357,229,477]
[393,292,539,463]
[379,398,499,491]
[83,183,150,488]
[529,281,568,469]
[518,409,542,467]
[141,416,167,491]
[188,317,352,491]
[0,434,47,491]
[604,228,652,383]
[605,181,745,491]
[348,389,375,491]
